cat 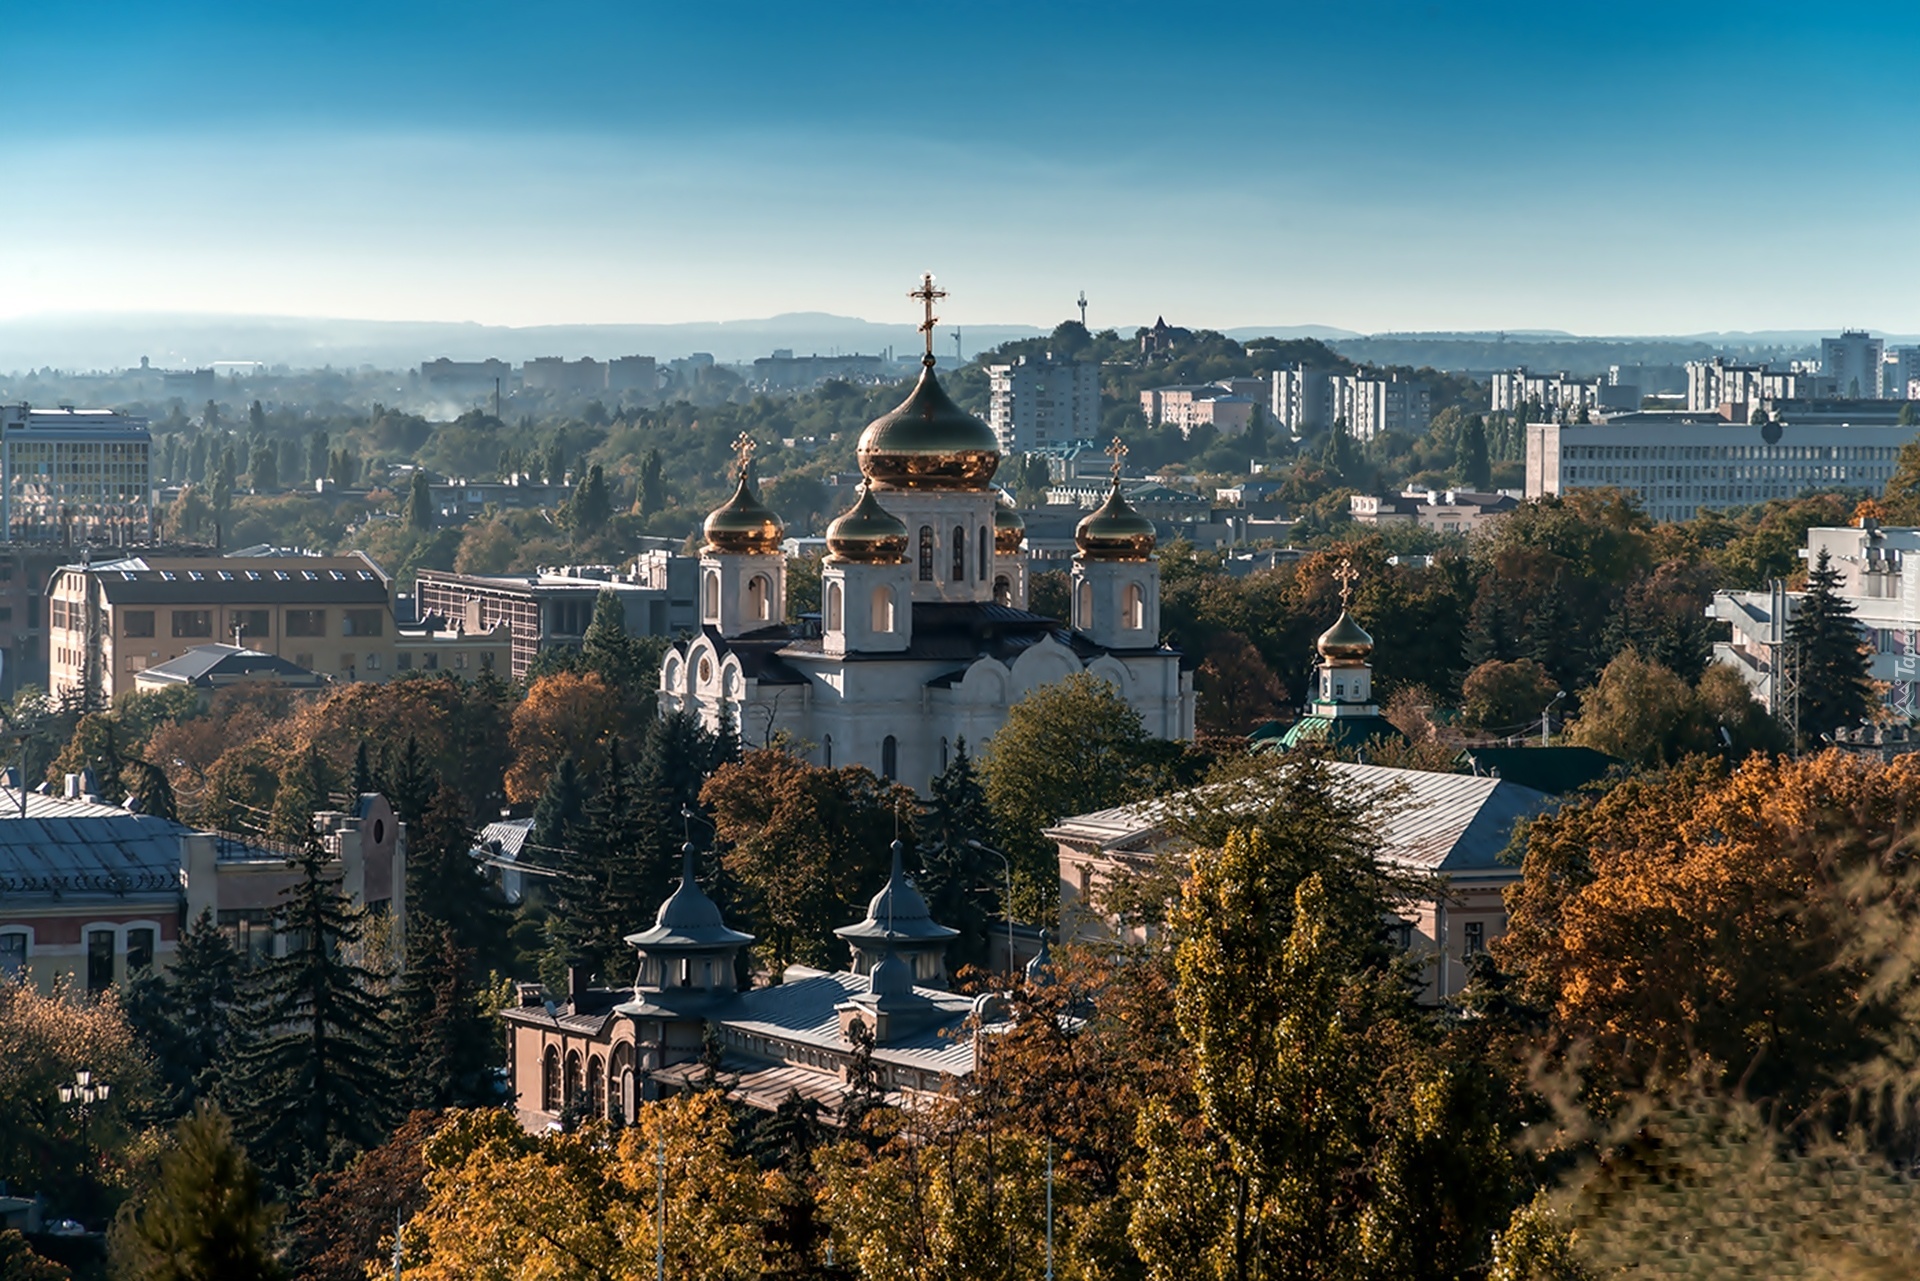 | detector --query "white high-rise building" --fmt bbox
[1823,330,1887,399]
[986,354,1101,453]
